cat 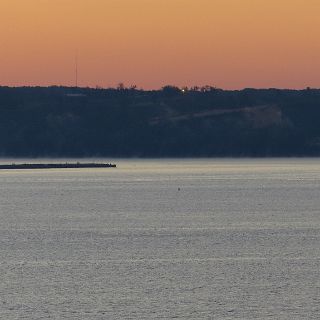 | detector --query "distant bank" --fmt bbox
[1,86,320,157]
[0,163,116,170]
